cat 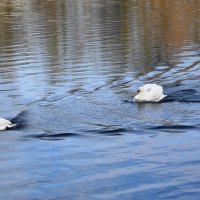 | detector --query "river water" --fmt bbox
[0,1,200,199]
